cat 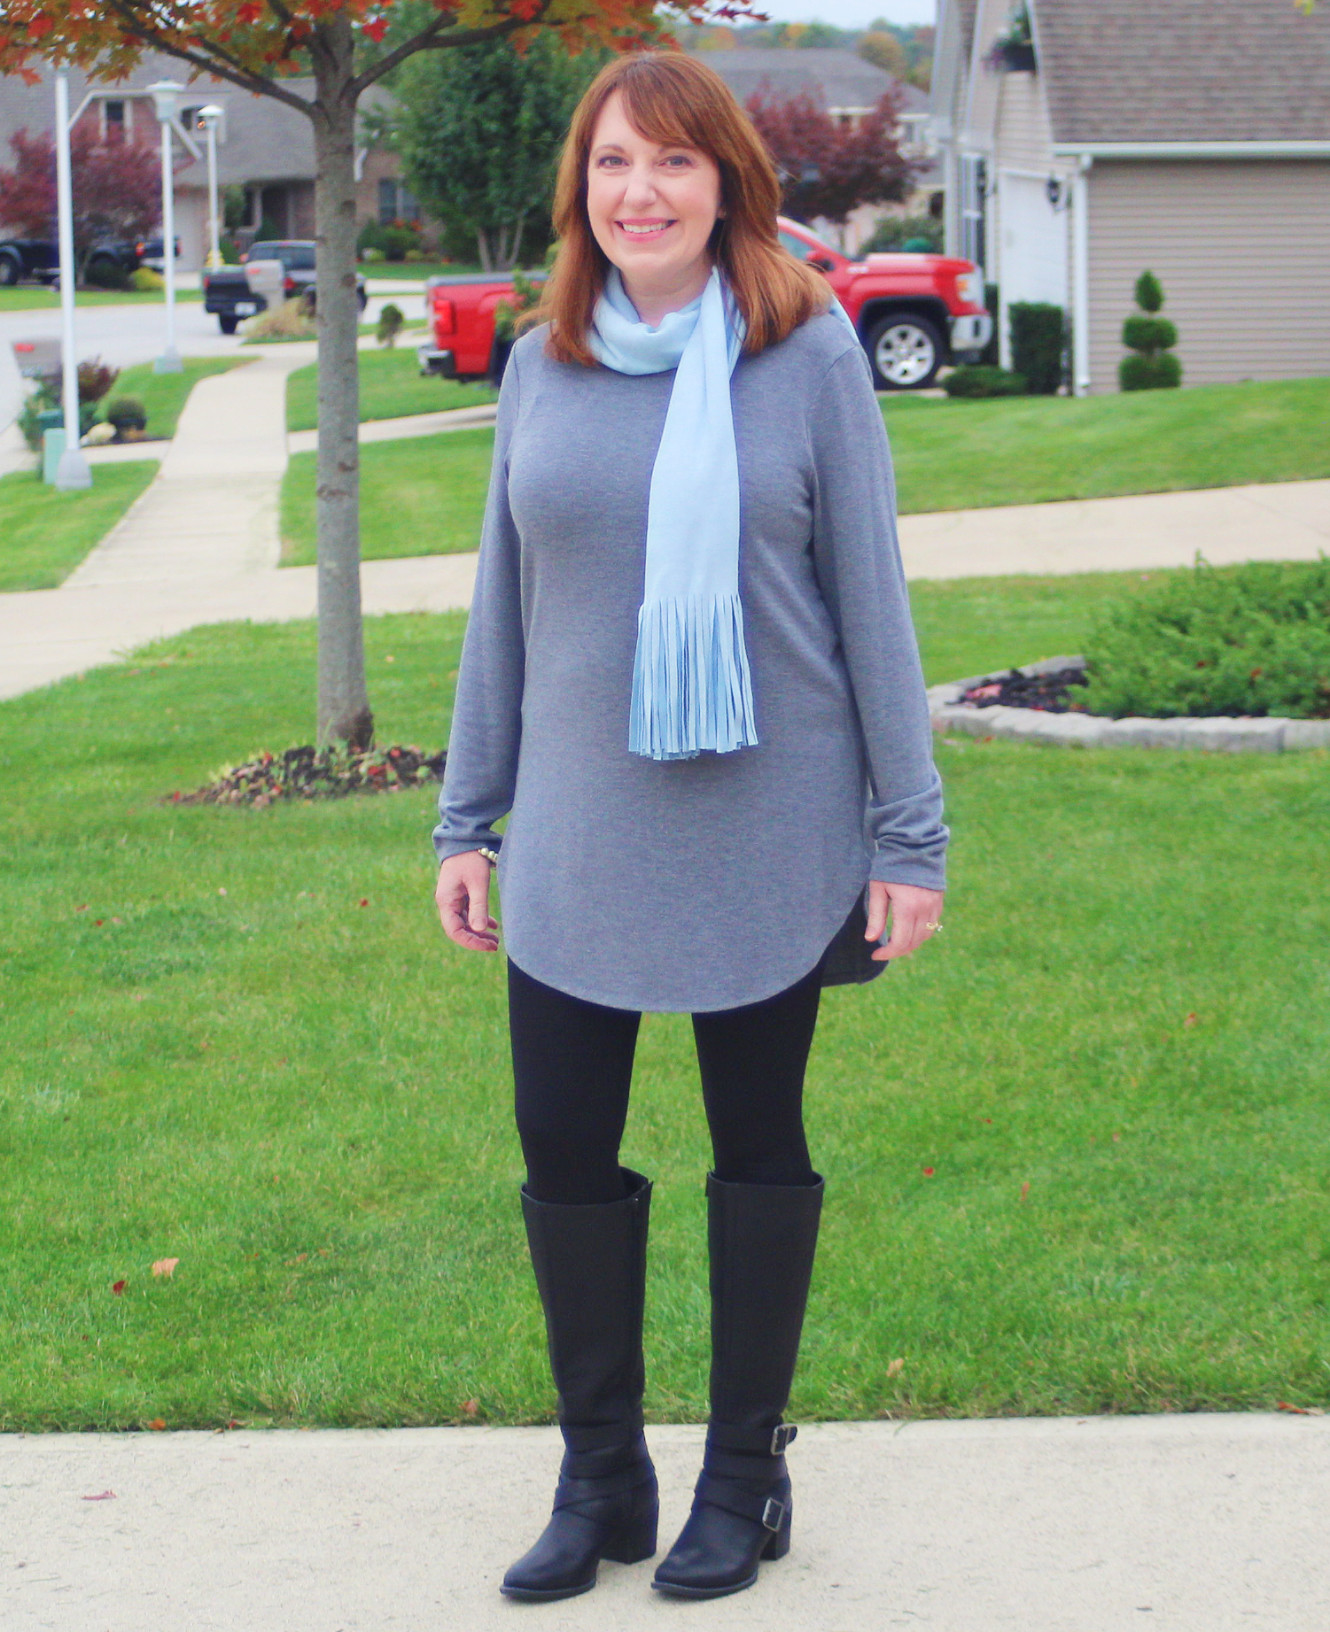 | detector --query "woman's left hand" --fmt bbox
[866,880,946,962]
